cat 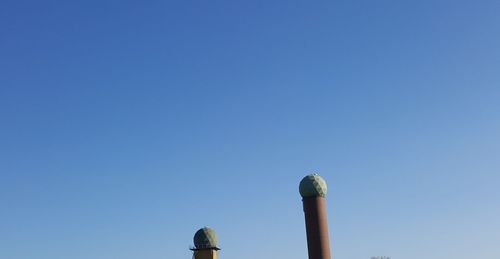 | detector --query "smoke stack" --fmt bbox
[191,227,220,259]
[299,174,331,259]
